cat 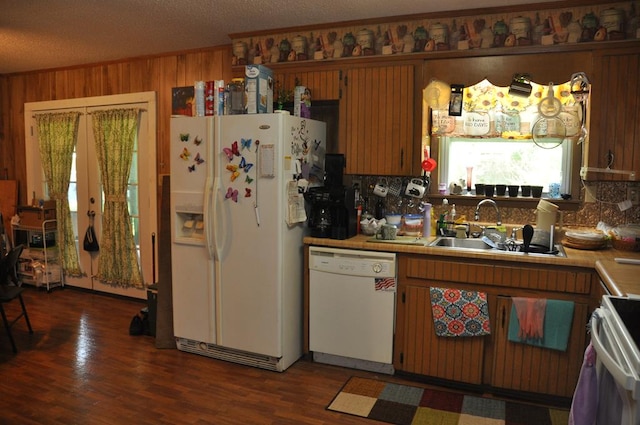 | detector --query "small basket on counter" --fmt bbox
[610,224,640,252]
